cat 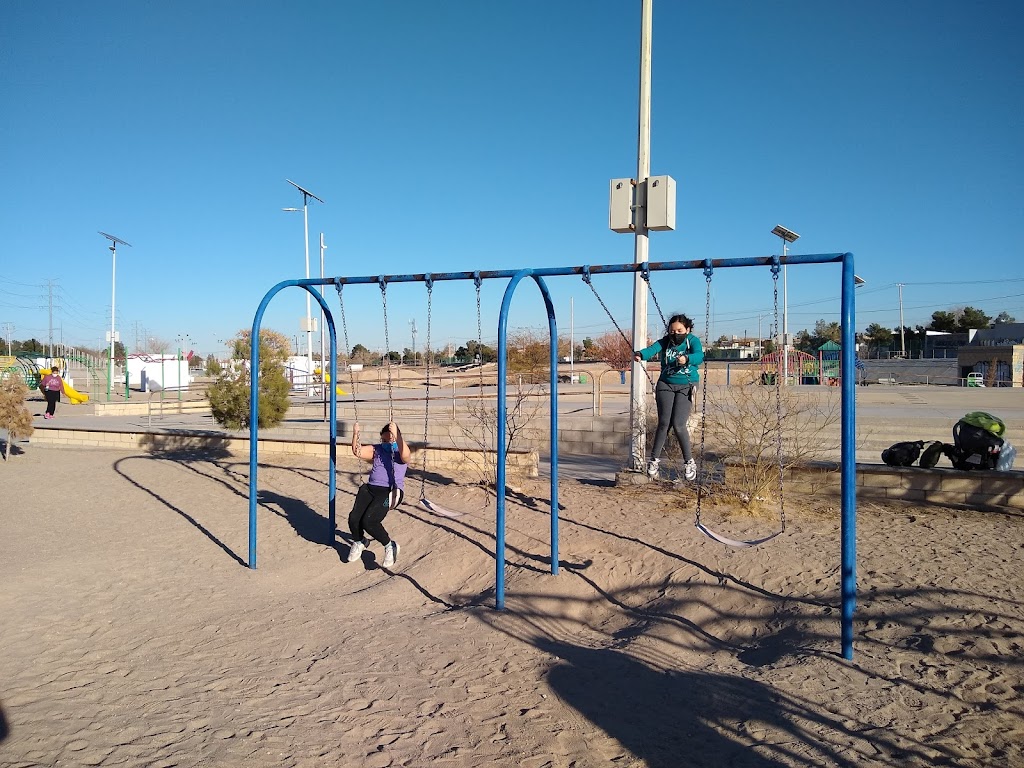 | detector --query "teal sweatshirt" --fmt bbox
[636,333,704,385]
